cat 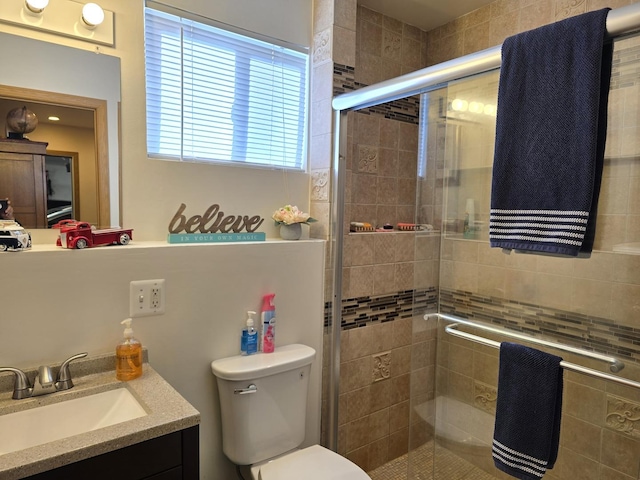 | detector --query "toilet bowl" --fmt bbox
[211,344,370,480]
[241,444,369,480]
